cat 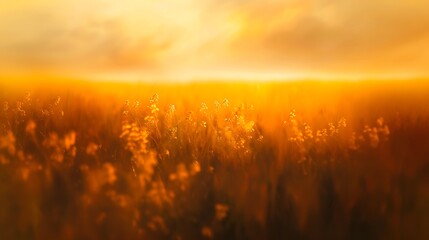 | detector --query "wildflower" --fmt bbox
[376,117,390,138]
[136,152,157,188]
[348,132,359,150]
[55,96,61,105]
[148,216,167,232]
[0,155,9,165]
[244,120,255,133]
[0,131,16,155]
[122,100,130,115]
[376,117,384,127]
[21,167,30,181]
[201,226,213,239]
[25,120,36,136]
[106,190,128,208]
[379,125,390,137]
[169,127,178,139]
[102,163,117,185]
[24,92,31,103]
[3,101,8,111]
[200,102,208,113]
[86,142,100,156]
[186,111,193,121]
[148,181,174,207]
[364,125,380,148]
[168,104,176,115]
[222,98,229,108]
[16,101,25,117]
[149,103,159,114]
[289,126,304,143]
[214,100,220,109]
[121,123,149,154]
[215,203,229,221]
[150,93,159,104]
[177,163,189,180]
[338,118,347,128]
[137,152,157,177]
[315,129,328,143]
[328,122,338,136]
[190,161,201,175]
[303,123,313,139]
[124,100,130,107]
[170,163,190,190]
[64,131,76,150]
[289,109,296,119]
